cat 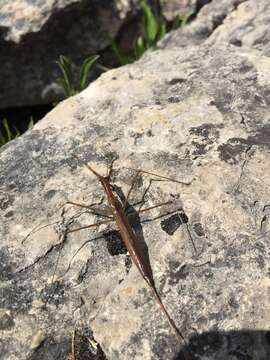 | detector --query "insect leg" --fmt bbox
[65,201,113,219]
[66,219,113,234]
